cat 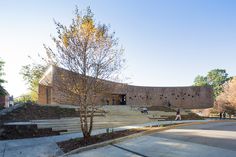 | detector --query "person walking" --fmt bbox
[175,108,181,121]
[219,112,222,119]
[223,111,226,119]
